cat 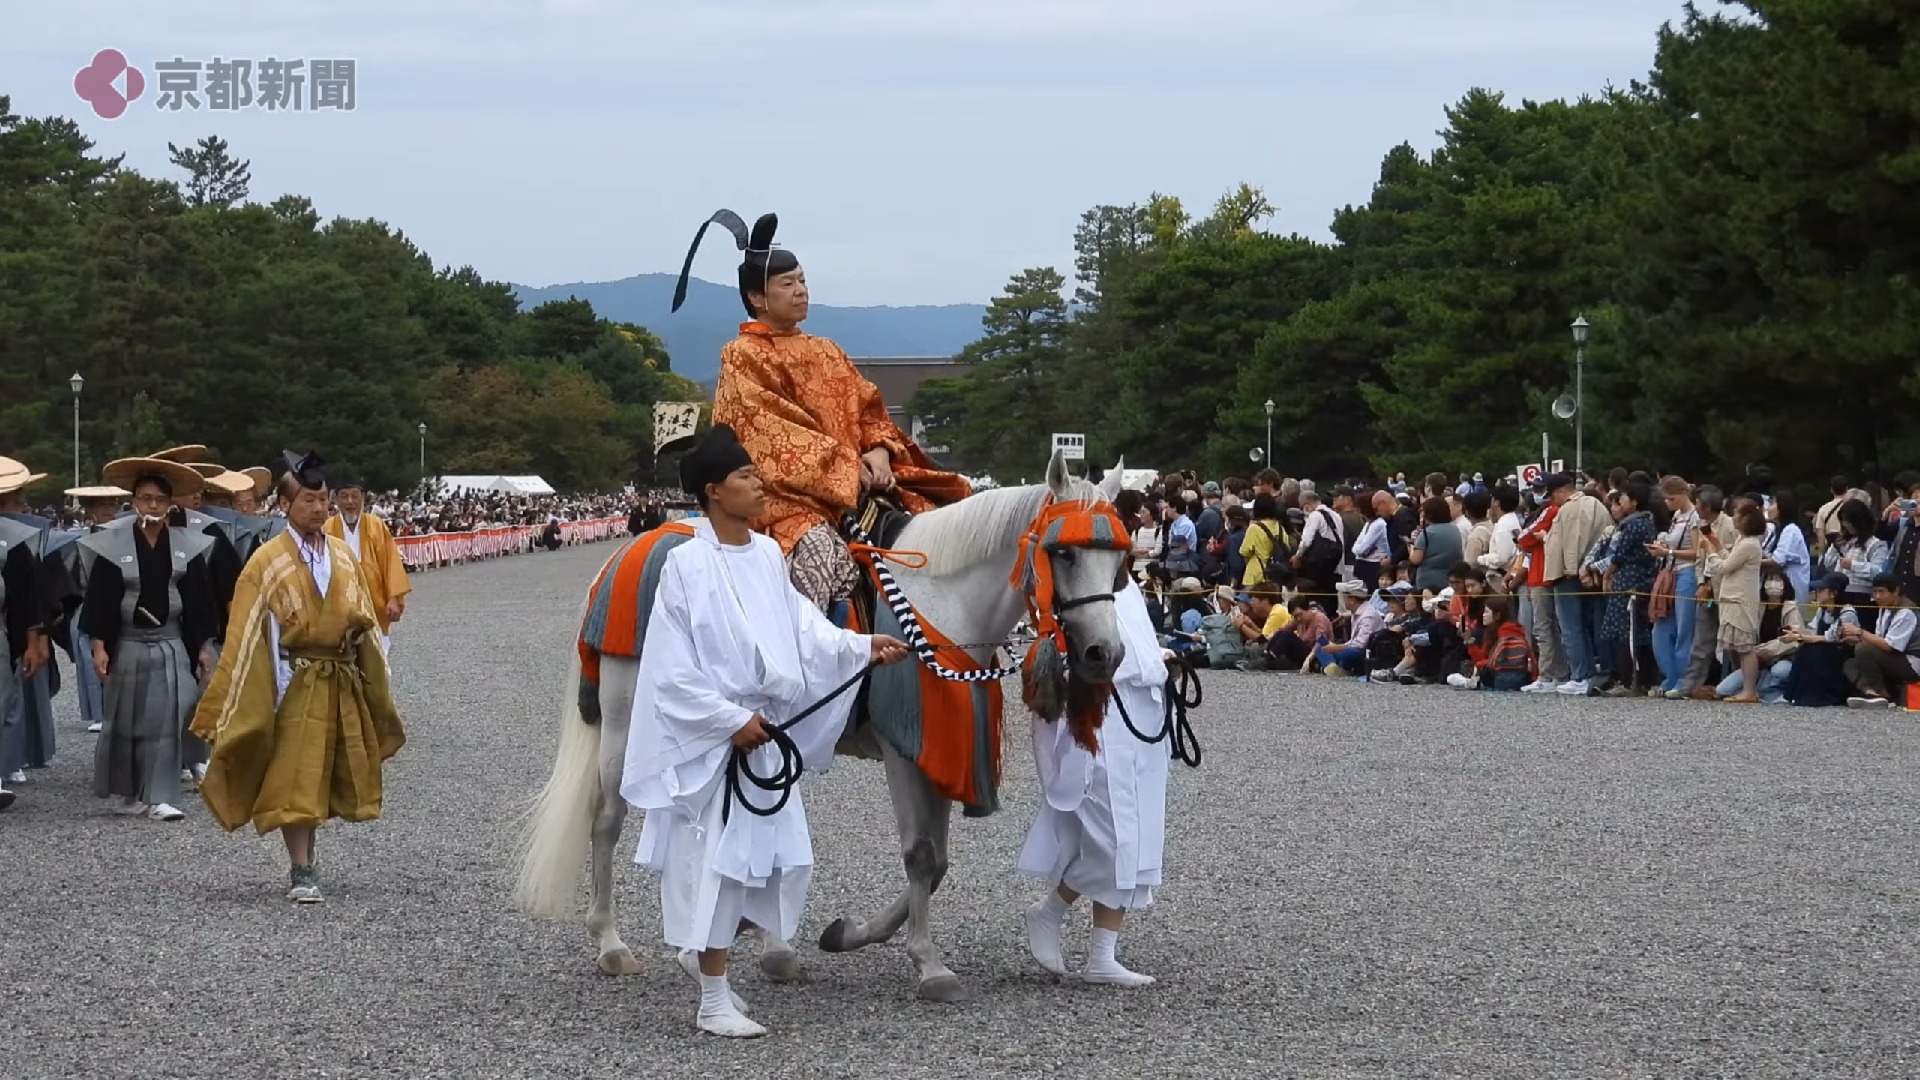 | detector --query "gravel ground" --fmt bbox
[4,542,1920,1079]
